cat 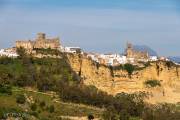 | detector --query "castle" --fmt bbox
[125,43,149,60]
[16,33,60,52]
